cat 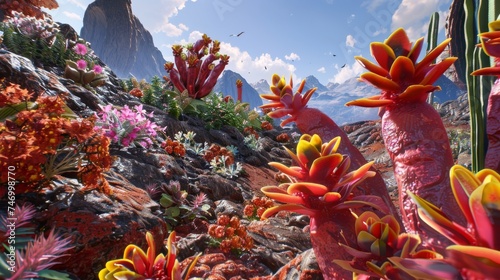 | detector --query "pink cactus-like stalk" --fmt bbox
[346,28,464,253]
